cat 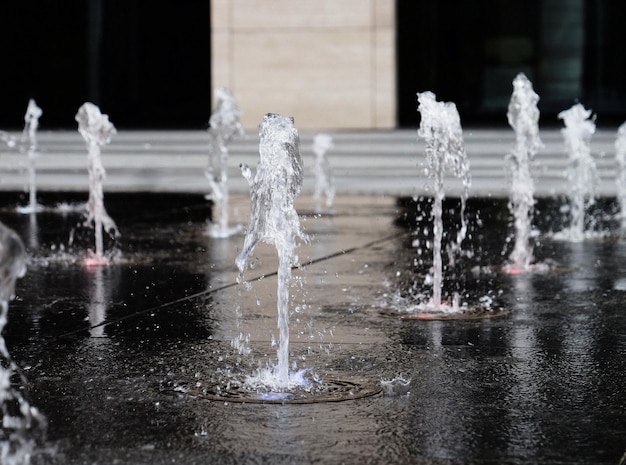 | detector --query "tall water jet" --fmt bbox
[616,122,626,232]
[206,88,244,238]
[505,73,542,272]
[417,91,470,312]
[236,113,306,389]
[312,133,335,212]
[75,103,119,265]
[557,103,597,242]
[0,222,46,464]
[17,99,43,214]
